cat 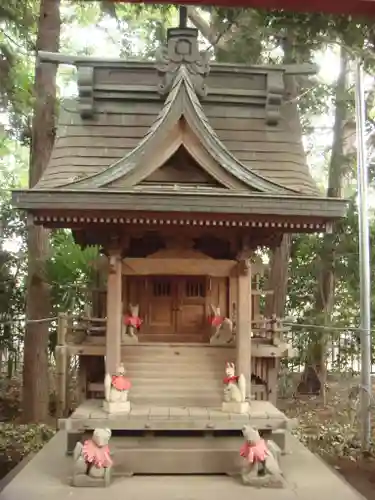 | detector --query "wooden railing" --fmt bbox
[251,315,289,346]
[56,312,289,348]
[65,316,106,344]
